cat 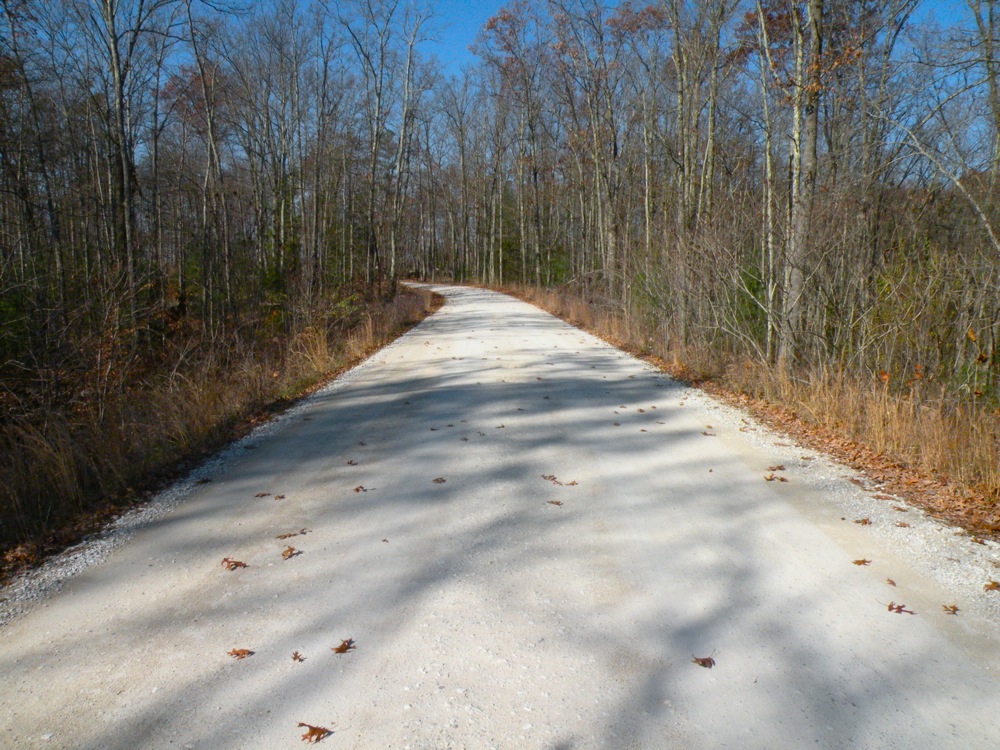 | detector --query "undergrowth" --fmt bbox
[0,286,440,581]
